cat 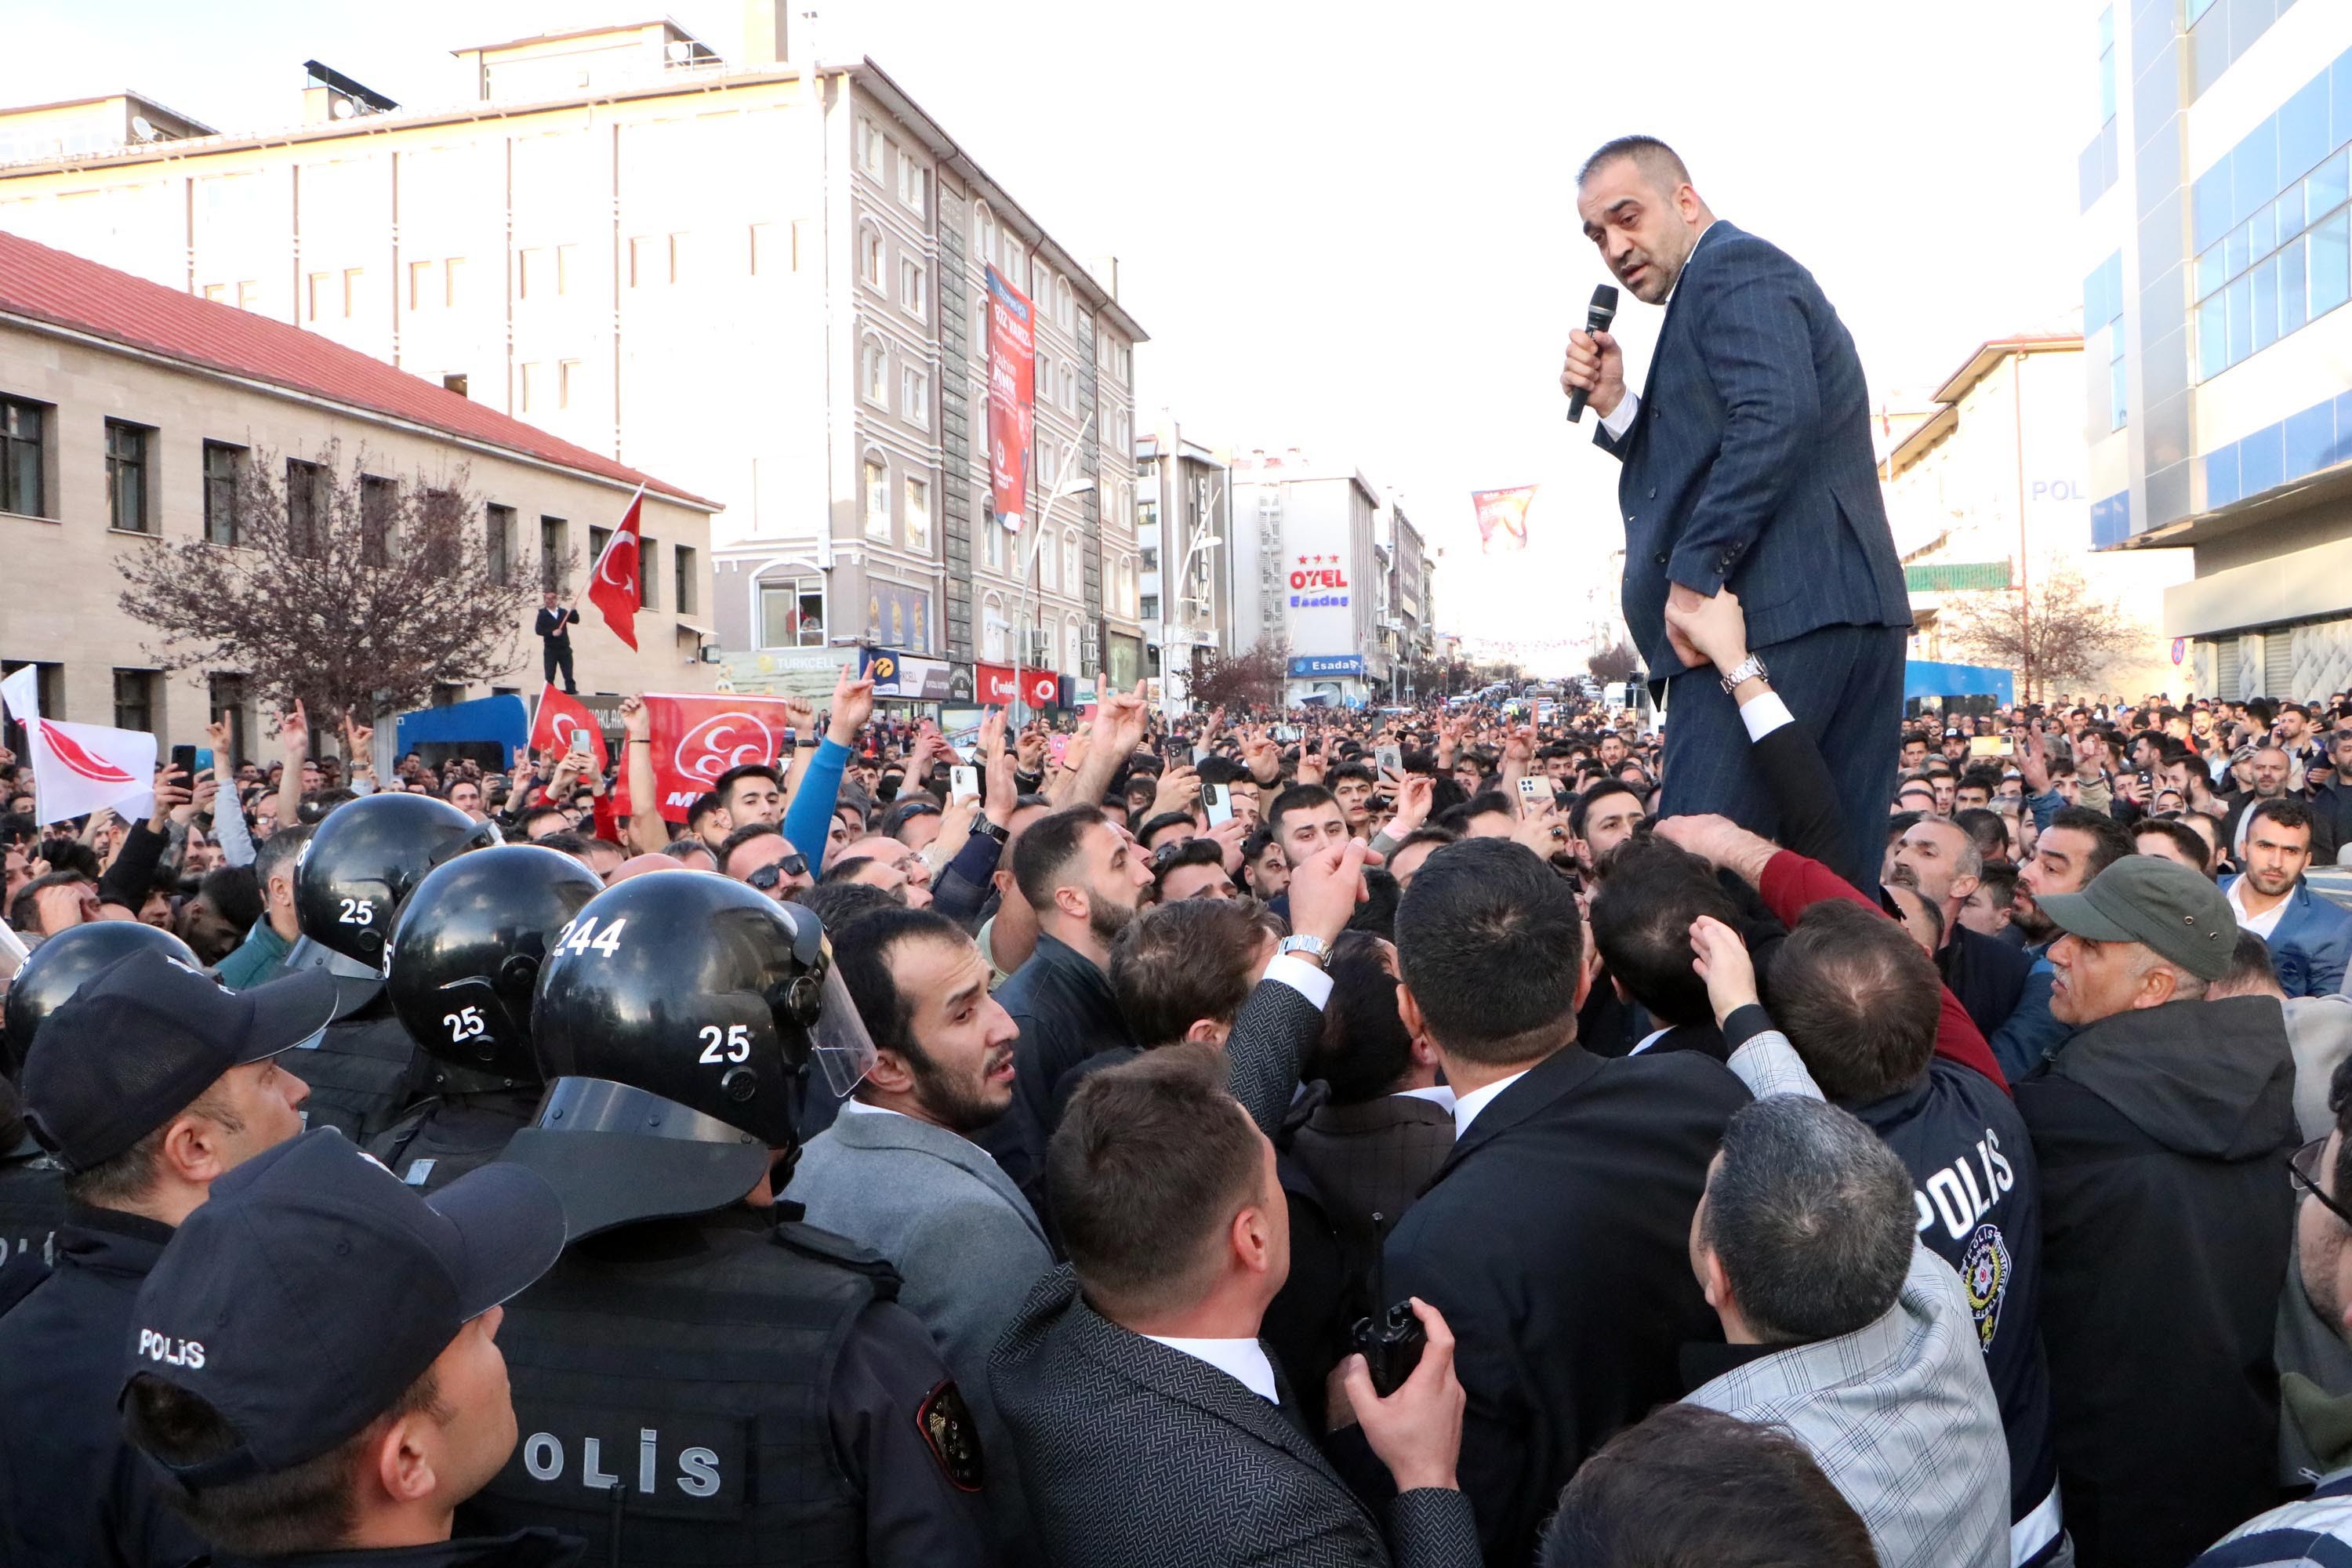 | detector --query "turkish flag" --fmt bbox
[586,487,644,650]
[529,684,609,775]
[23,717,155,826]
[613,692,800,823]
